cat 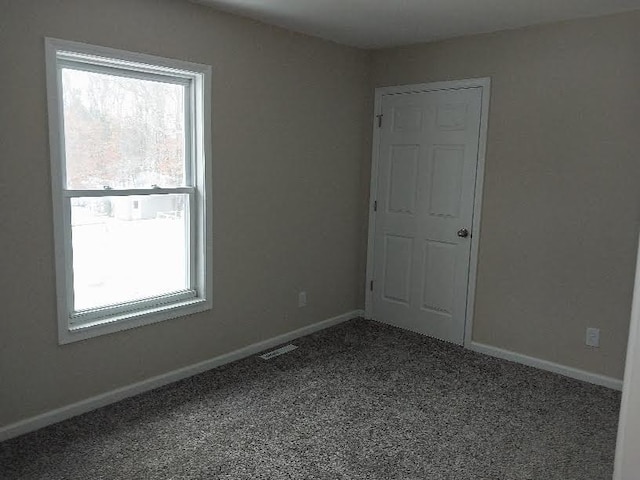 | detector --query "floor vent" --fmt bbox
[259,344,298,360]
